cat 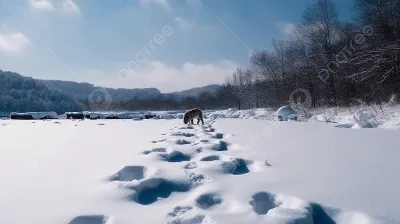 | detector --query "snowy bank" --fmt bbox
[10,112,58,120]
